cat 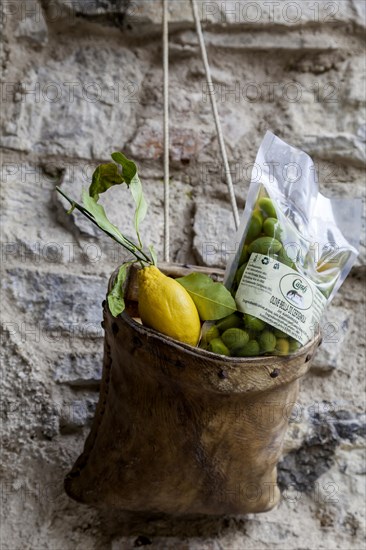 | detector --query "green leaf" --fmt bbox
[82,190,132,248]
[89,163,124,201]
[107,264,130,317]
[57,186,130,249]
[131,178,148,246]
[176,272,237,321]
[111,152,147,247]
[148,244,157,266]
[56,187,152,265]
[111,152,137,184]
